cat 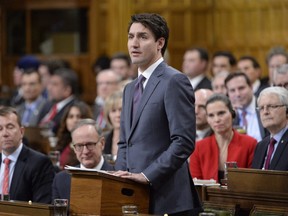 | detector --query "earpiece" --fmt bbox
[231,109,236,119]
